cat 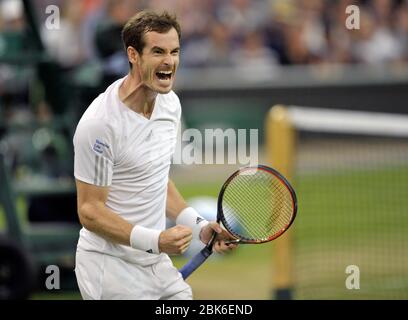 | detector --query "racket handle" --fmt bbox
[179,247,212,280]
